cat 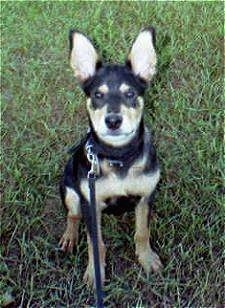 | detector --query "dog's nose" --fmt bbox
[105,114,123,130]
